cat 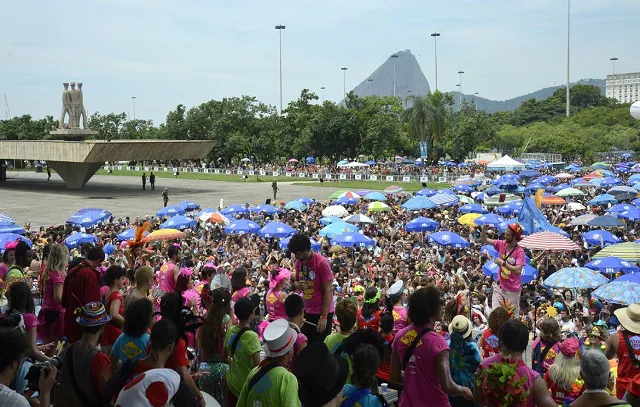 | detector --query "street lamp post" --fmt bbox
[367,79,373,96]
[610,57,619,75]
[132,96,136,120]
[320,86,326,102]
[341,67,348,98]
[430,32,441,91]
[457,70,464,111]
[566,0,570,117]
[391,54,399,97]
[474,92,479,111]
[275,25,286,114]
